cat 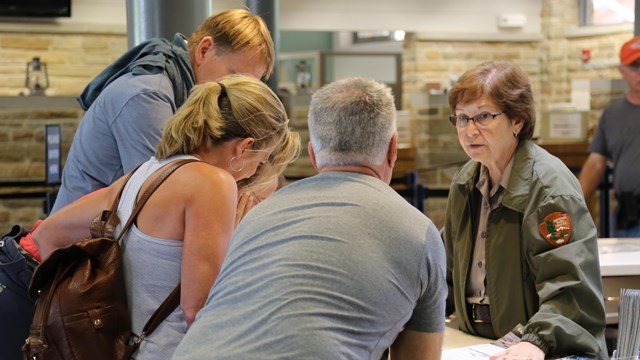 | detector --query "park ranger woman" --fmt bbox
[442,60,607,360]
